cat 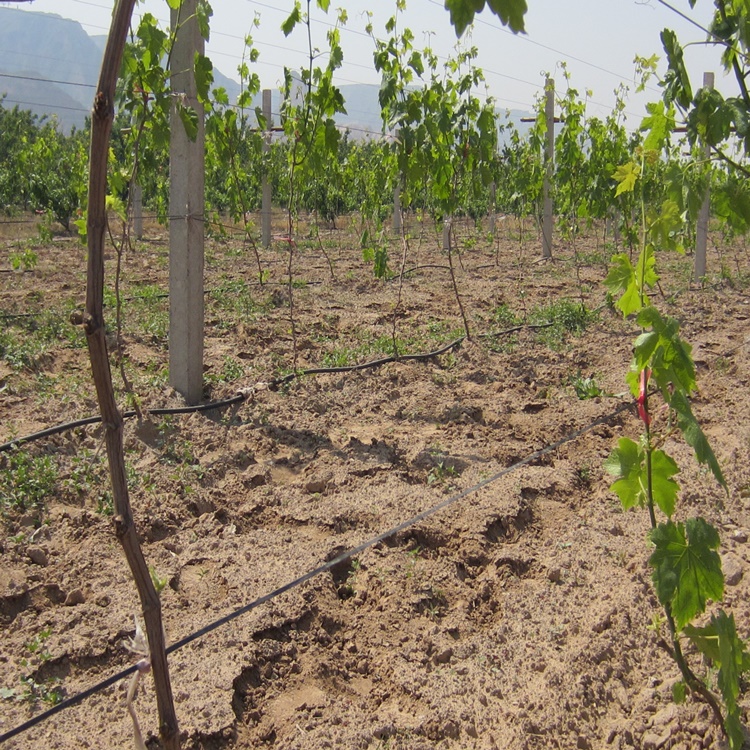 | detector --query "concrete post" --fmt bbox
[261,89,272,248]
[132,183,143,240]
[442,217,451,252]
[169,0,204,405]
[694,72,714,283]
[542,77,554,259]
[488,181,496,234]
